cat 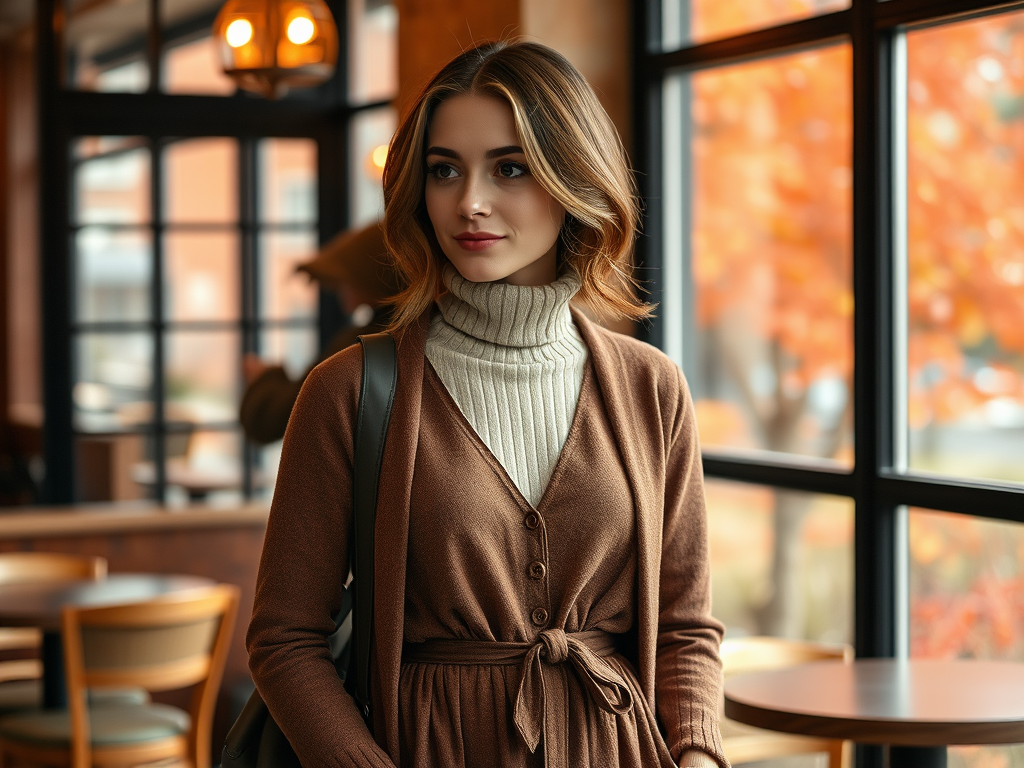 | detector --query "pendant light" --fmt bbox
[213,0,339,98]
